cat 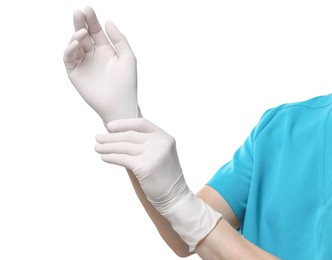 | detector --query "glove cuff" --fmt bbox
[102,105,142,128]
[165,191,222,252]
[149,174,222,252]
